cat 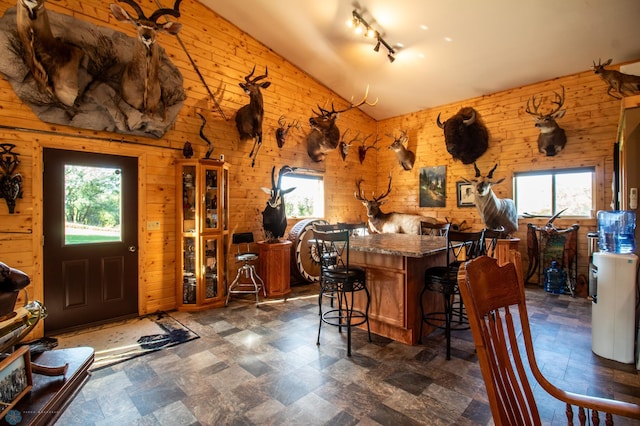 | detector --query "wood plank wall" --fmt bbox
[0,0,634,338]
